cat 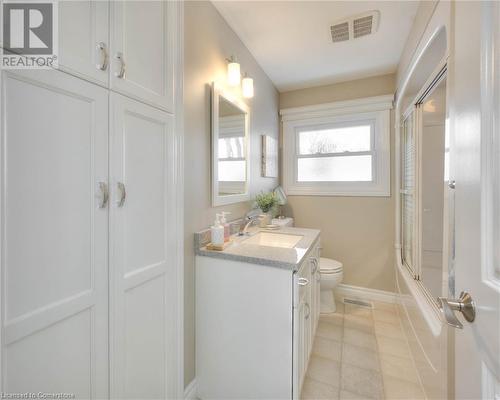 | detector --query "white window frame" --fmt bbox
[281,95,393,196]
